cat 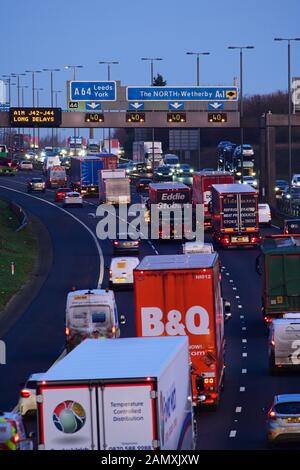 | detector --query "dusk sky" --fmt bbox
[2,0,299,109]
